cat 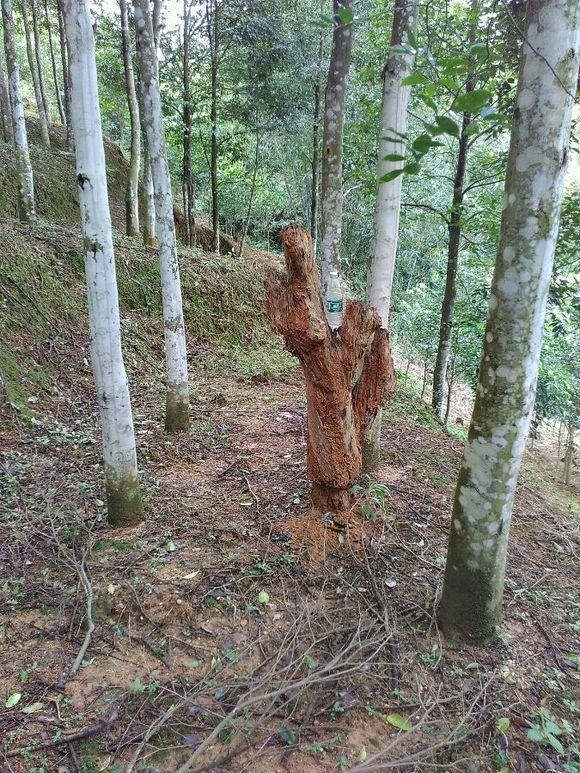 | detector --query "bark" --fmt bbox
[133,0,190,432]
[309,7,324,253]
[208,0,219,253]
[439,0,579,641]
[362,0,418,473]
[0,48,12,142]
[182,0,195,246]
[444,354,454,427]
[563,424,575,485]
[57,0,72,147]
[21,0,51,146]
[266,225,396,515]
[61,0,143,526]
[319,0,353,293]
[2,0,35,221]
[43,0,66,125]
[119,0,140,236]
[238,128,259,257]
[30,0,50,120]
[141,133,156,245]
